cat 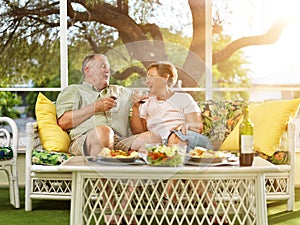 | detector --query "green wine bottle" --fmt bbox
[239,104,254,166]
